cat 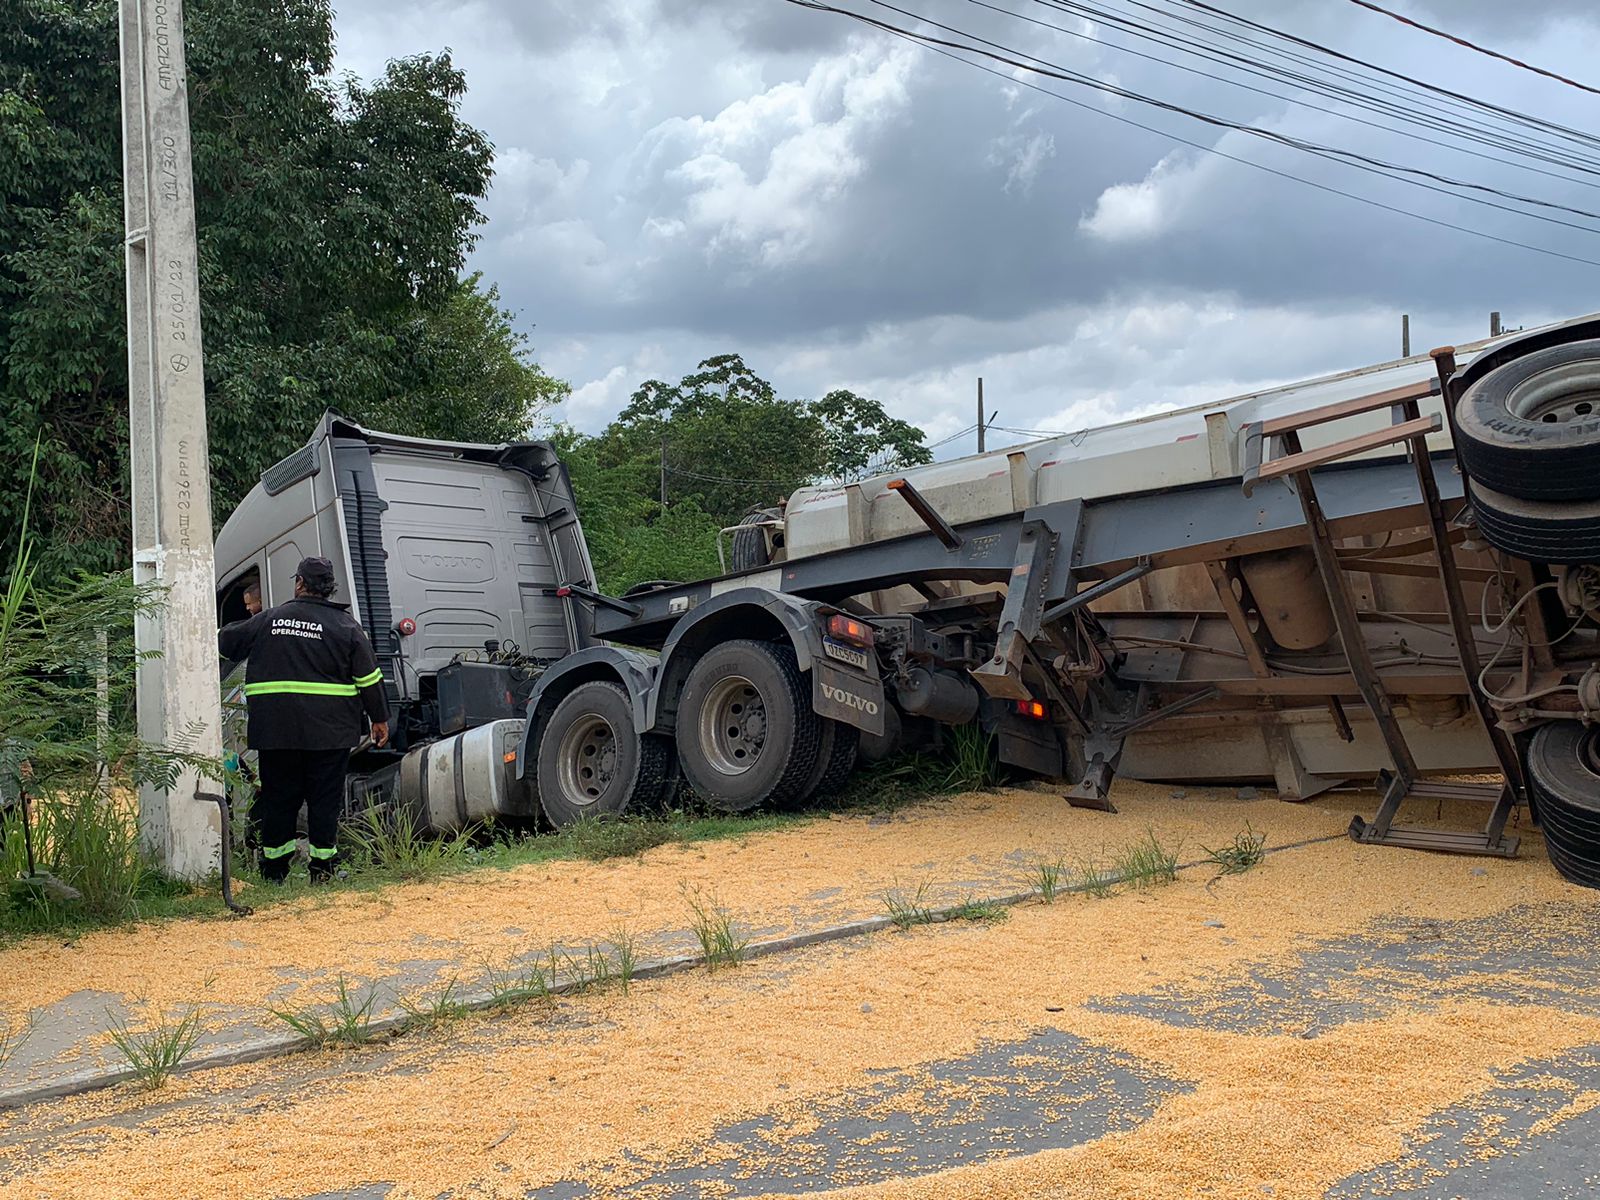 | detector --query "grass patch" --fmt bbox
[269,975,380,1048]
[106,1006,202,1090]
[948,895,1009,923]
[880,879,935,931]
[396,976,470,1032]
[1203,823,1267,876]
[564,816,677,862]
[1074,854,1116,899]
[1030,857,1067,903]
[481,960,551,1012]
[942,723,1001,792]
[1113,829,1182,890]
[683,886,747,970]
[342,804,472,880]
